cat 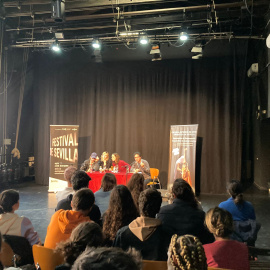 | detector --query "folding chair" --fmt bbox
[32,245,64,270]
